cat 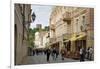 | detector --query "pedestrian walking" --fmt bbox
[36,49,38,55]
[32,49,35,56]
[51,48,54,60]
[89,47,93,61]
[44,49,47,55]
[80,47,85,62]
[52,48,56,60]
[56,49,59,58]
[61,49,65,60]
[86,47,90,60]
[46,48,51,62]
